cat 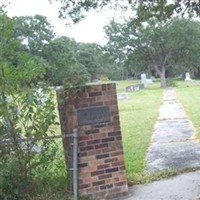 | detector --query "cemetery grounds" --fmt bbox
[116,79,200,185]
